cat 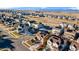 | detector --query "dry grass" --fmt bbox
[25,16,79,27]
